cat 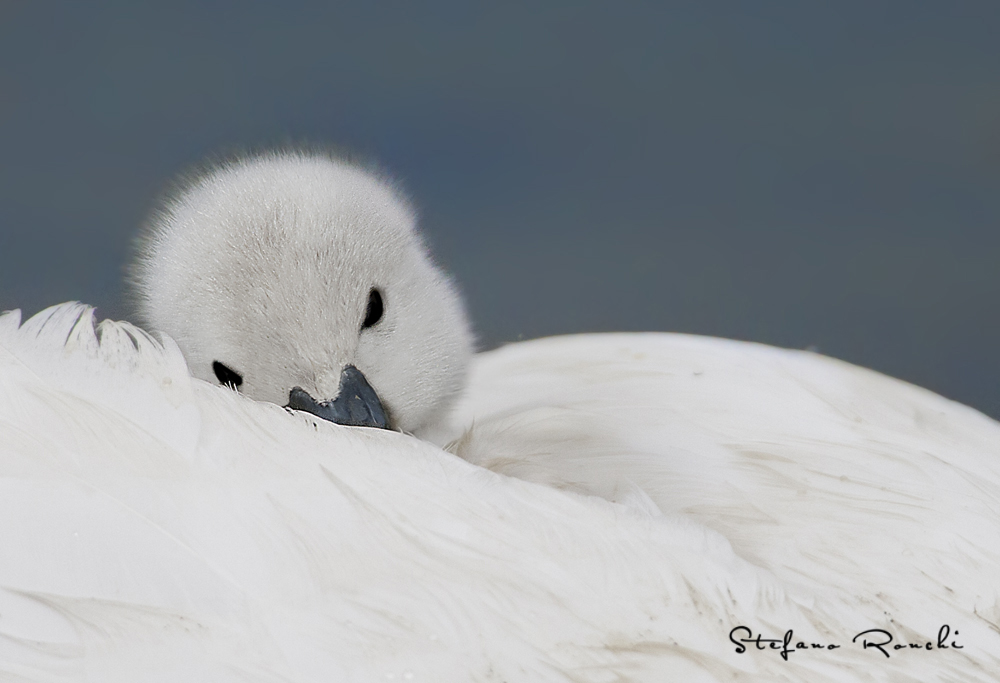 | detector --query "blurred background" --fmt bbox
[1,2,998,419]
